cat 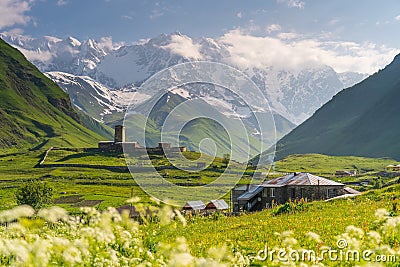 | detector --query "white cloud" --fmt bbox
[329,19,339,25]
[121,15,133,20]
[0,0,32,29]
[150,9,163,19]
[98,37,113,50]
[161,34,203,60]
[97,36,123,50]
[3,28,25,35]
[57,0,67,6]
[239,20,261,34]
[277,0,305,9]
[236,12,242,19]
[395,15,400,21]
[150,3,166,20]
[277,32,300,40]
[15,45,55,63]
[218,29,399,74]
[266,24,282,33]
